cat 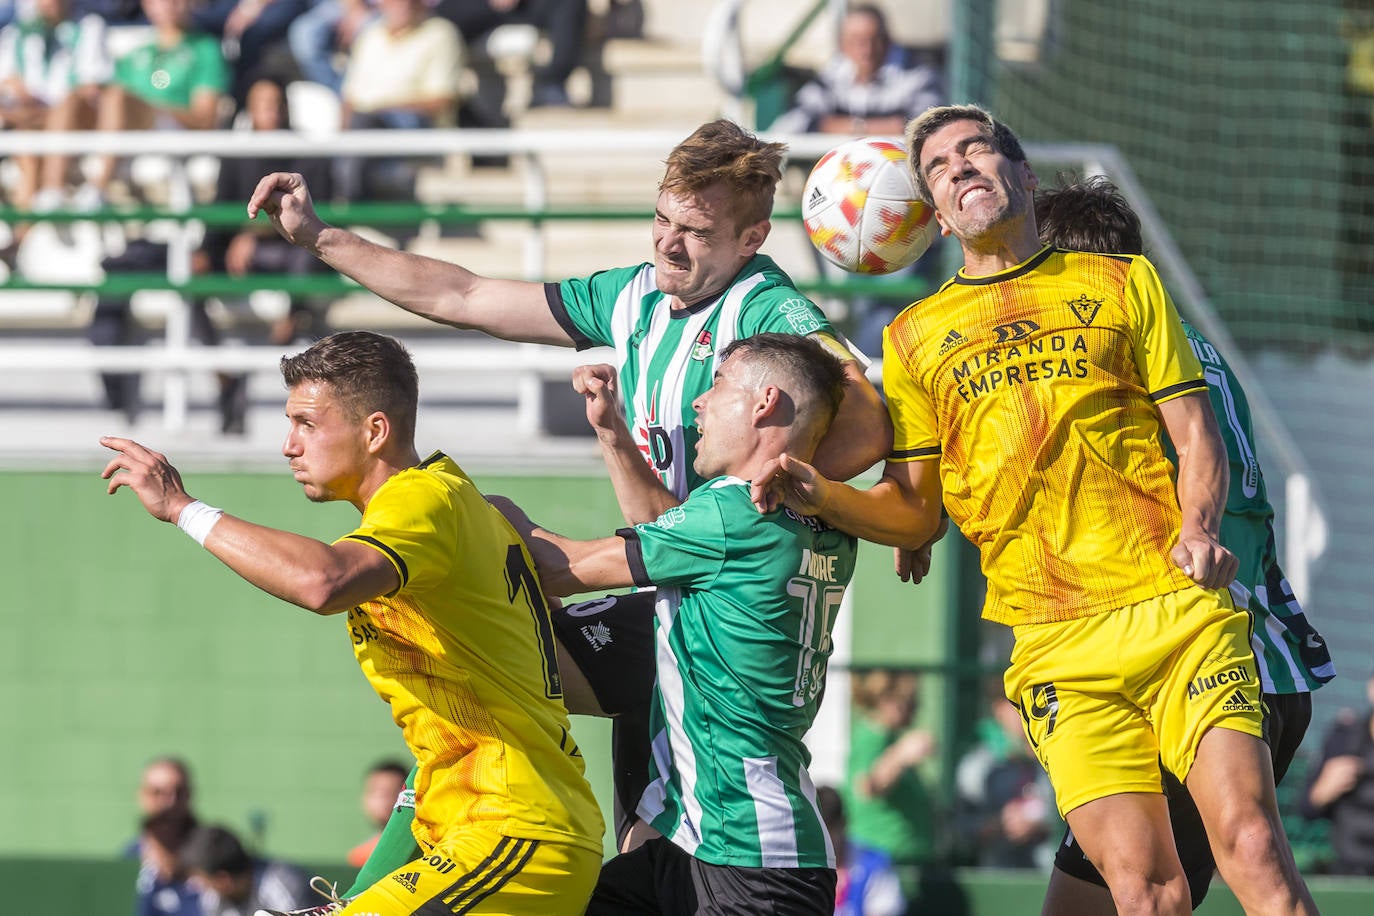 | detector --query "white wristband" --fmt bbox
[176,500,224,547]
